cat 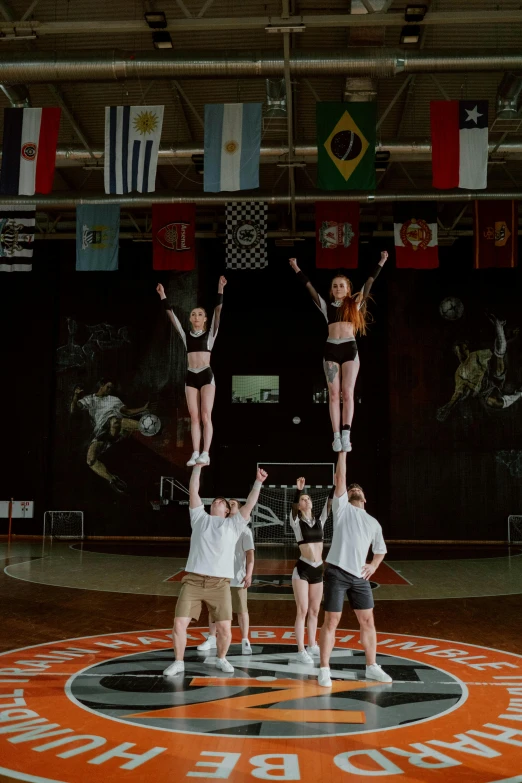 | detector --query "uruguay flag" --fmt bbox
[104,106,164,194]
[0,108,61,196]
[204,103,262,192]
